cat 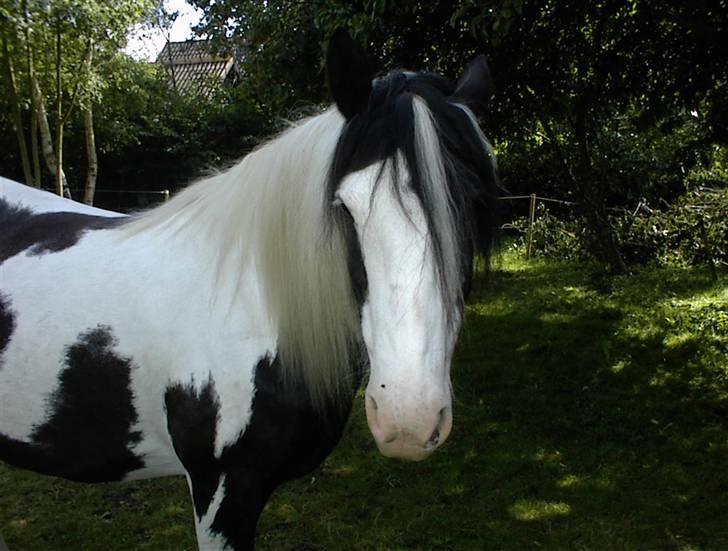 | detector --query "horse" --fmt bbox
[0,30,500,550]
